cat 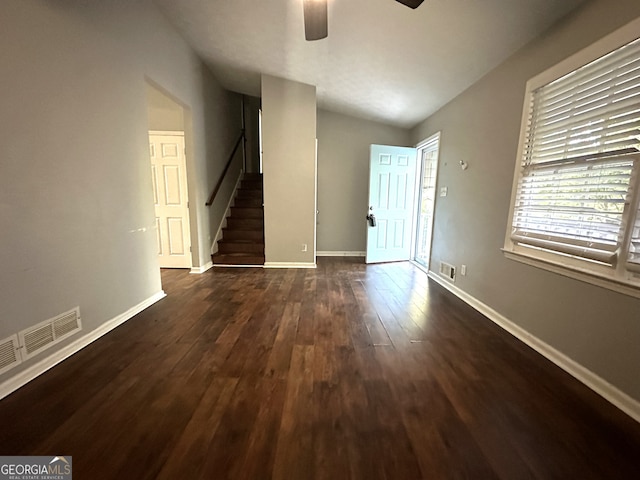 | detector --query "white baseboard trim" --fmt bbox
[316,251,366,257]
[190,261,213,274]
[264,262,317,269]
[428,272,640,424]
[0,291,166,401]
